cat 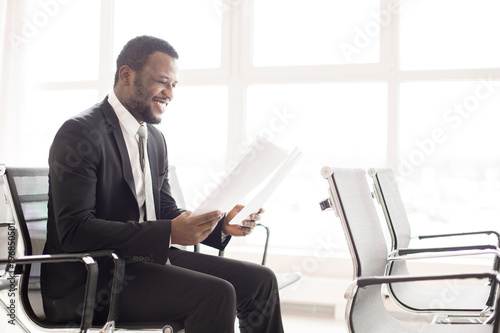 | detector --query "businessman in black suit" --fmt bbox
[41,35,284,333]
